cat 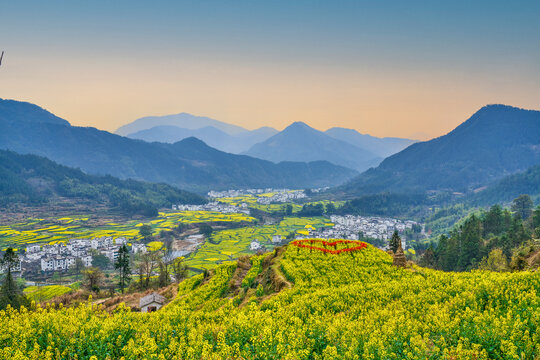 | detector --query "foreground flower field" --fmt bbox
[1,243,538,359]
